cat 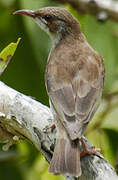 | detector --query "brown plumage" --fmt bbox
[14,7,105,177]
